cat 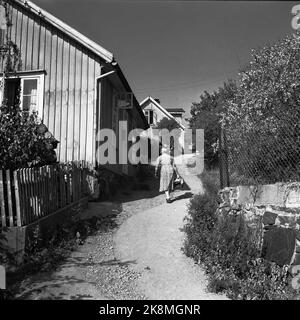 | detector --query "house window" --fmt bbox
[144,110,157,125]
[0,4,7,46]
[0,28,6,46]
[21,78,38,111]
[0,73,45,117]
